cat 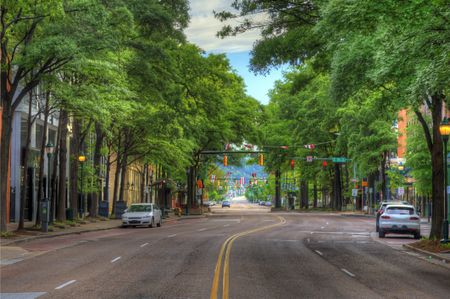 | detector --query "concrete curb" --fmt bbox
[403,244,450,263]
[340,214,375,218]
